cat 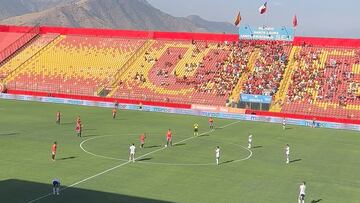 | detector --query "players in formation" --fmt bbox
[140,133,146,148]
[208,117,214,129]
[298,181,306,203]
[51,111,305,200]
[51,141,57,161]
[129,143,136,163]
[76,116,82,137]
[165,129,172,147]
[215,146,220,165]
[285,144,290,164]
[248,134,253,149]
[56,111,61,124]
[112,108,117,119]
[52,178,61,195]
[194,123,199,136]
